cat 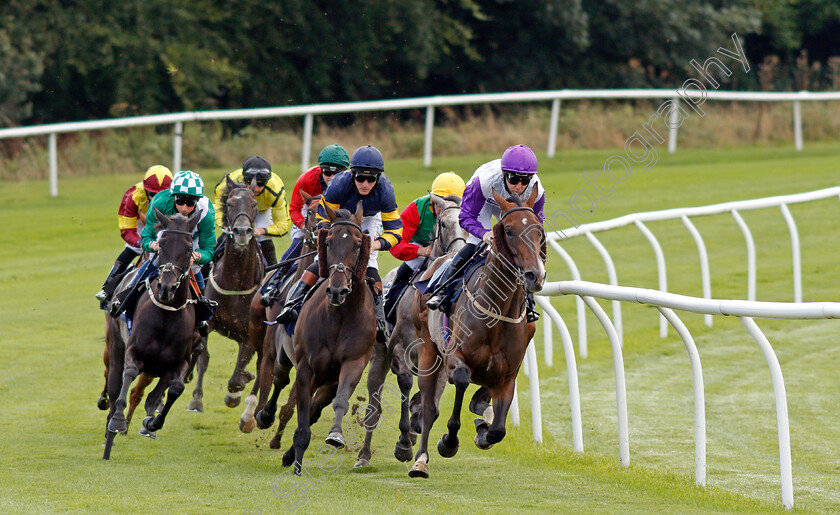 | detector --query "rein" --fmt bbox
[208,267,260,296]
[430,205,466,255]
